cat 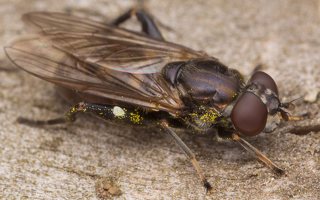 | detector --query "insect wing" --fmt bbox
[5,37,180,112]
[5,12,207,113]
[22,12,205,74]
